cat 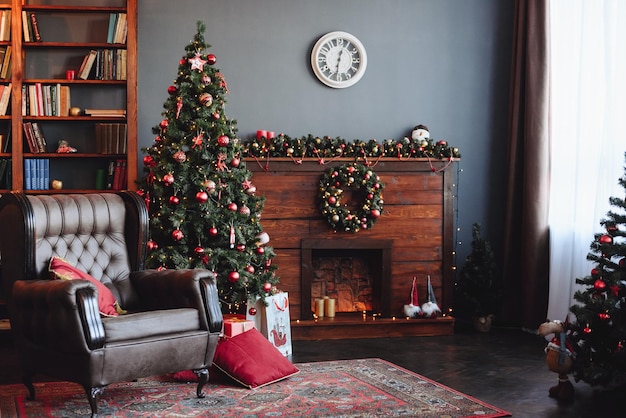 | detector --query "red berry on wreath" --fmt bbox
[371,209,381,218]
[328,196,337,205]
